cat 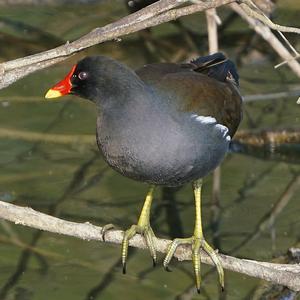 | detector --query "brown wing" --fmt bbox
[136,63,243,137]
[136,62,195,85]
